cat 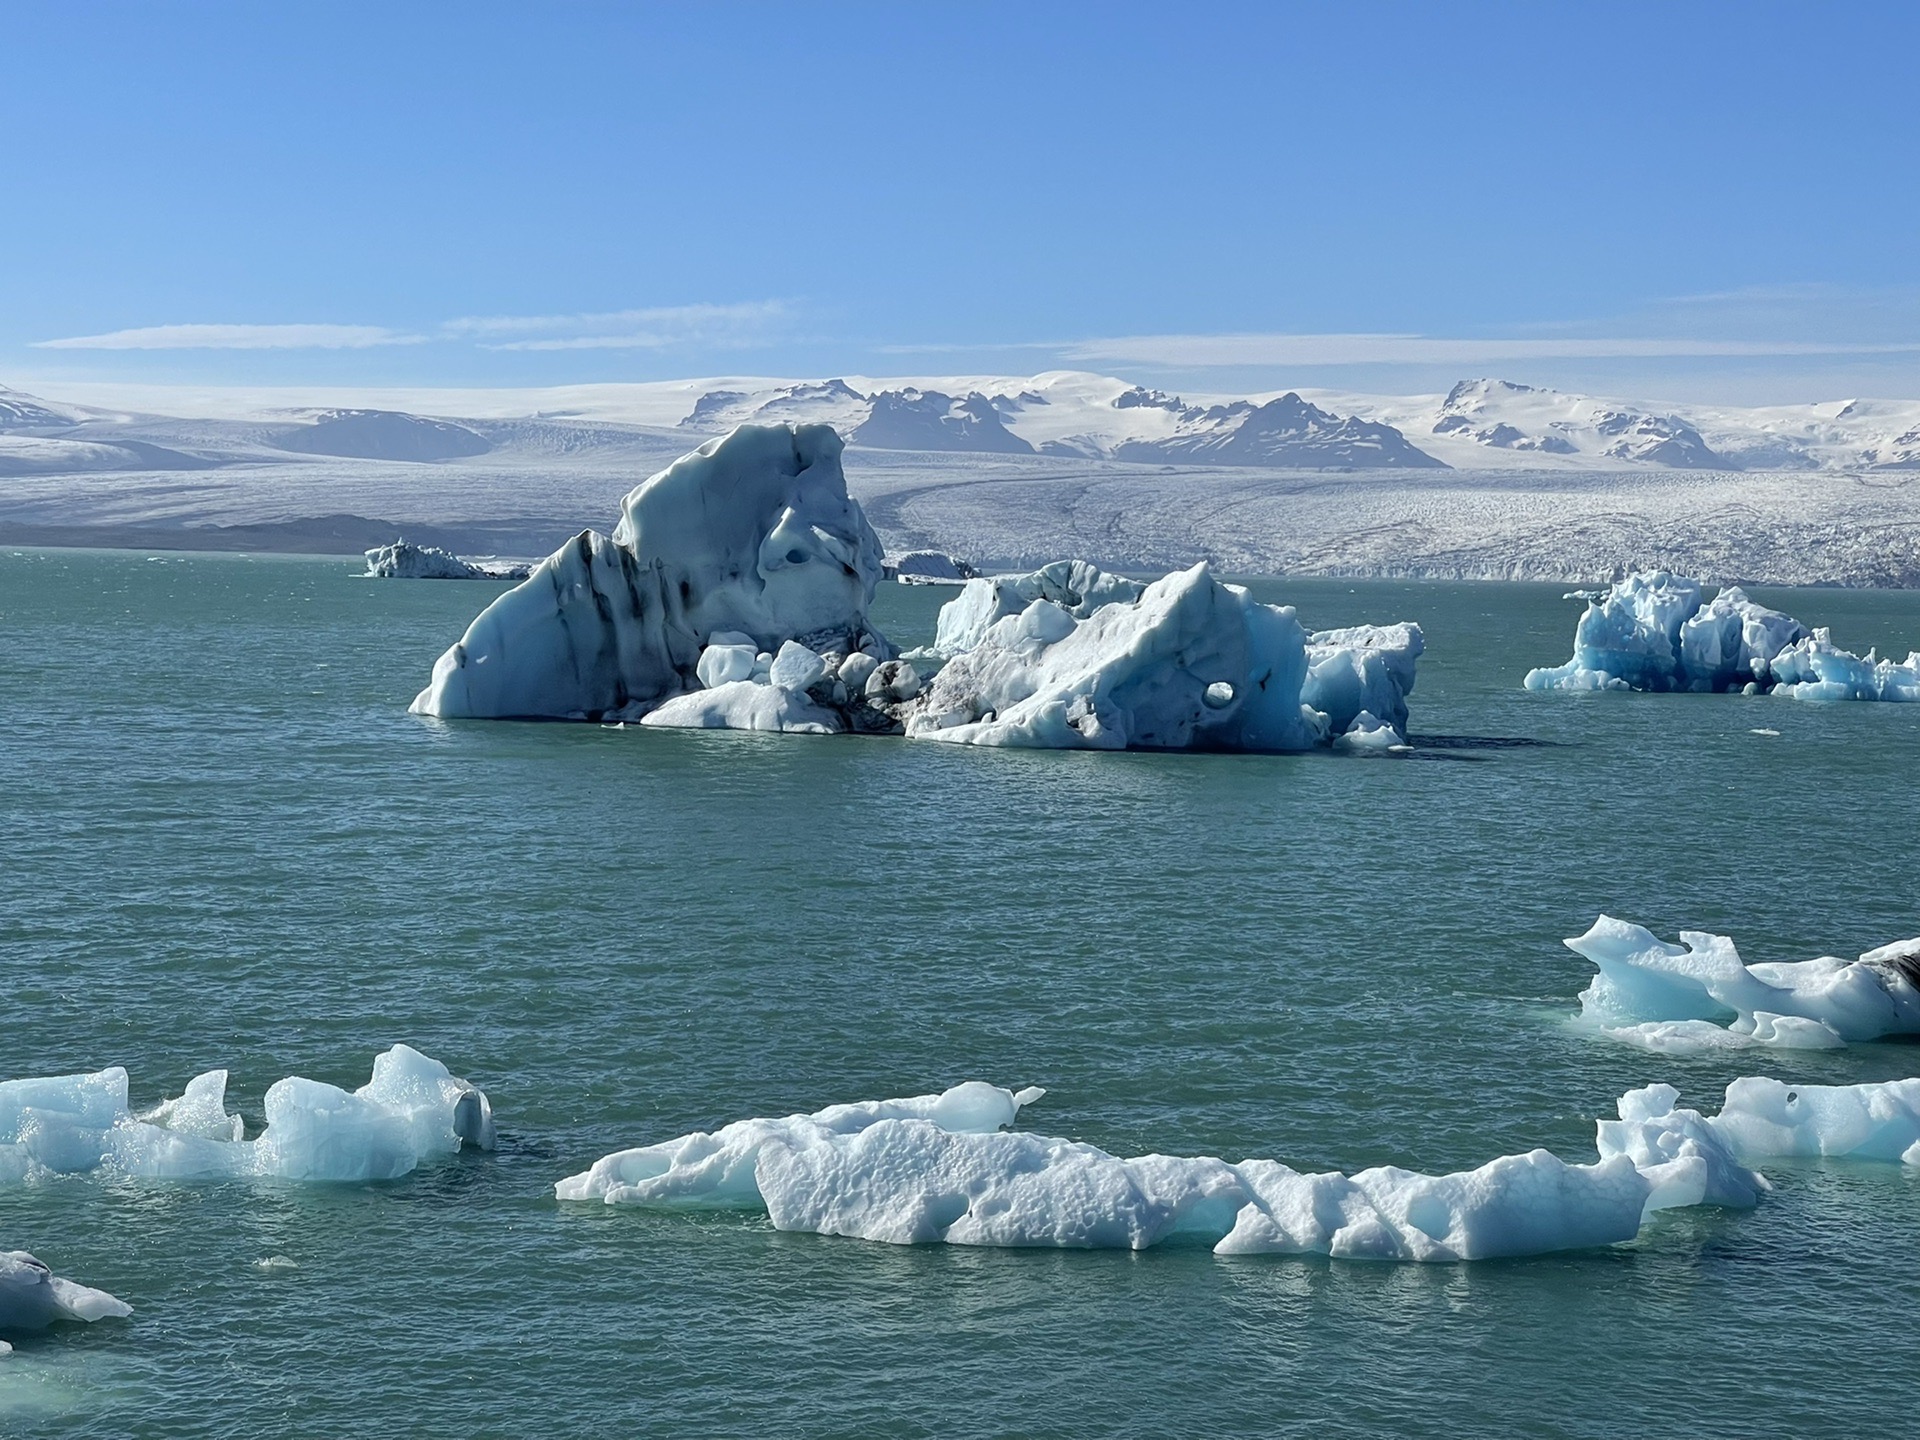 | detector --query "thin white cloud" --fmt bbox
[443,300,791,350]
[34,323,421,351]
[1061,332,1920,367]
